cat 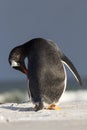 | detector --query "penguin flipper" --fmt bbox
[61,54,82,86]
